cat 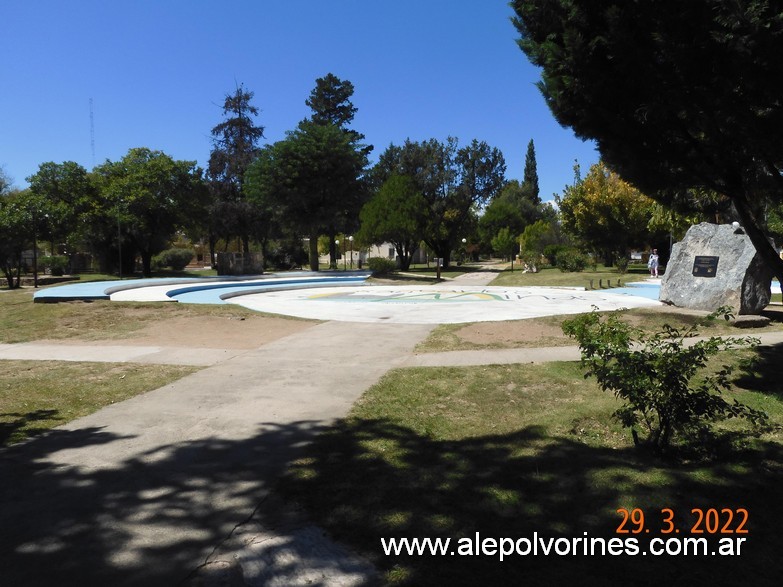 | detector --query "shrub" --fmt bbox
[562,307,767,453]
[556,249,588,272]
[153,248,193,271]
[367,257,397,275]
[41,255,69,276]
[543,244,569,265]
[614,254,629,274]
